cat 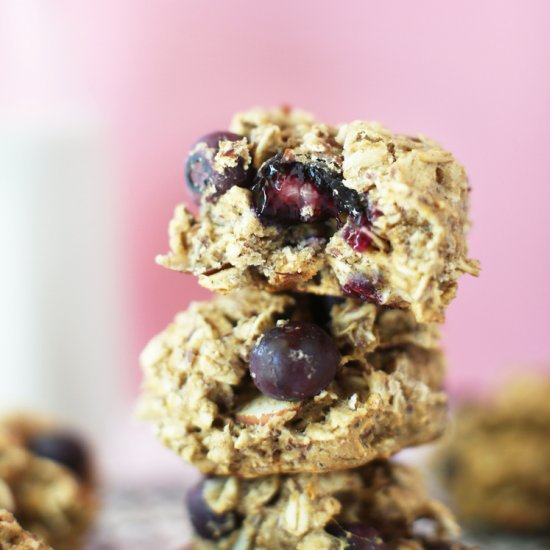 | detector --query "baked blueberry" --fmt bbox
[27,432,90,480]
[185,131,252,199]
[252,155,337,225]
[186,481,240,540]
[249,321,340,401]
[252,153,368,226]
